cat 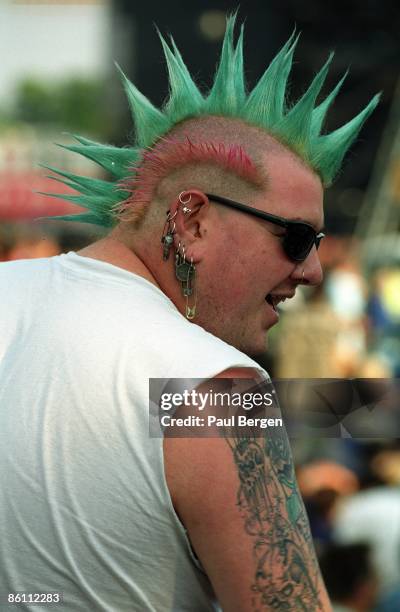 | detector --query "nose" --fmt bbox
[292,246,323,286]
